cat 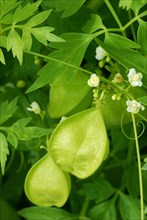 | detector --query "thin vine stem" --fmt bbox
[104,0,127,37]
[131,113,144,220]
